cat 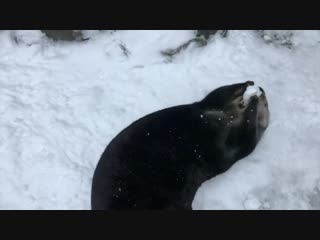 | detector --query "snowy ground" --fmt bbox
[0,30,320,210]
